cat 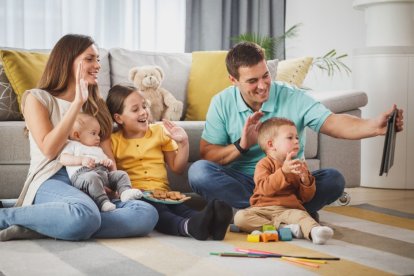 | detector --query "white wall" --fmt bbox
[286,0,366,91]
